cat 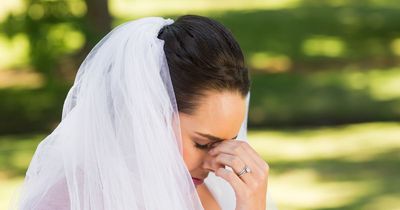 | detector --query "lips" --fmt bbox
[191,177,204,186]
